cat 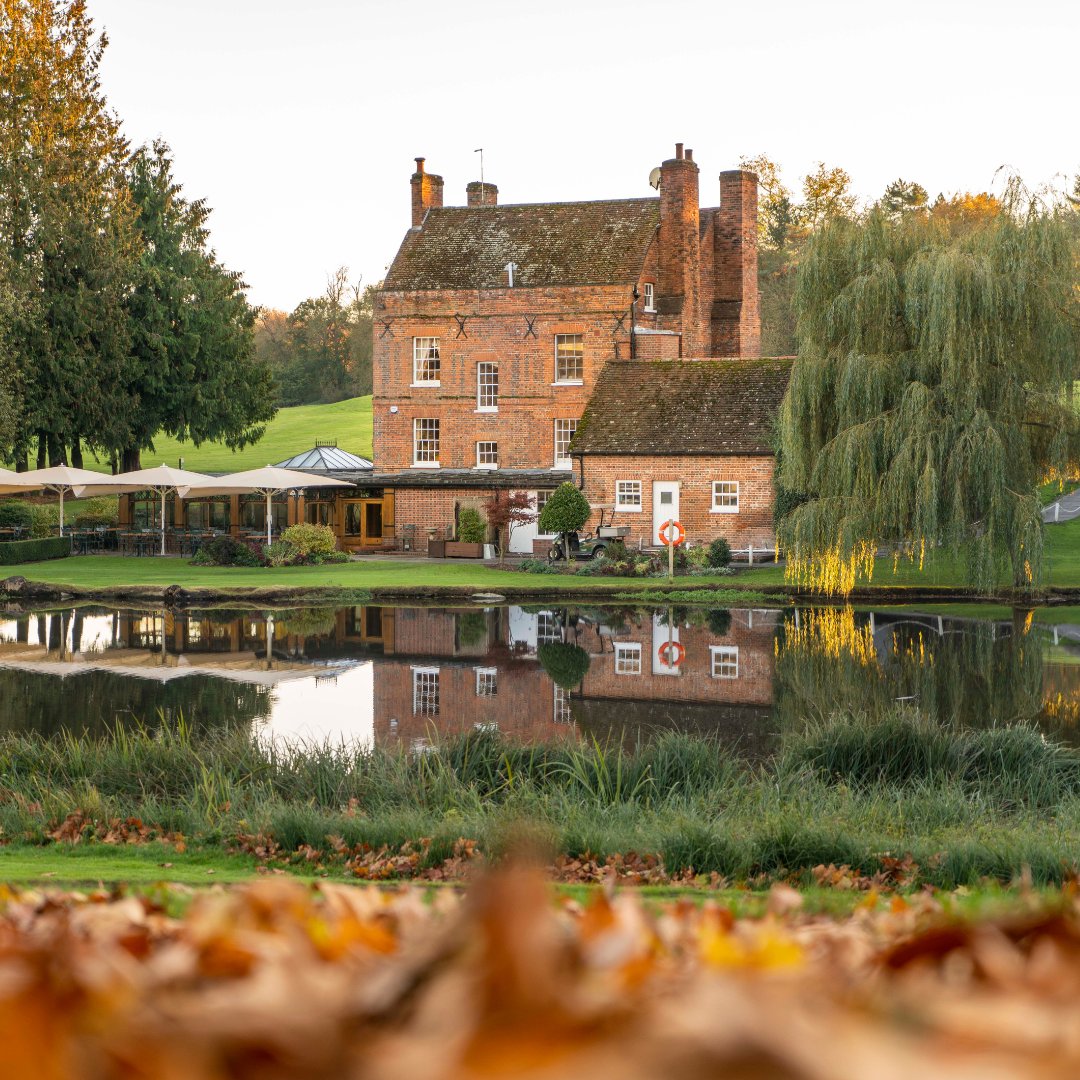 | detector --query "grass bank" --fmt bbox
[1,554,775,603]
[82,396,373,474]
[5,714,1080,889]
